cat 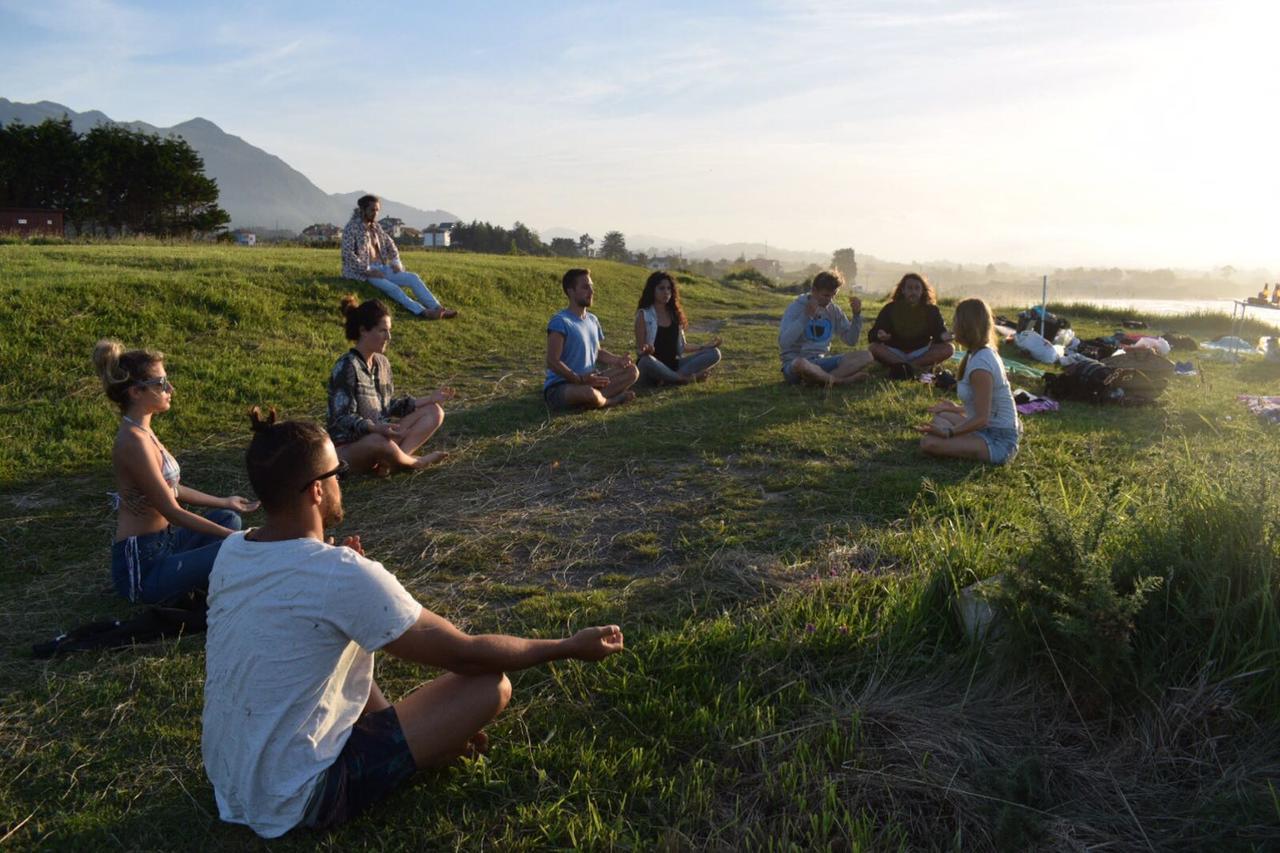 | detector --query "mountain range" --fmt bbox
[0,98,457,231]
